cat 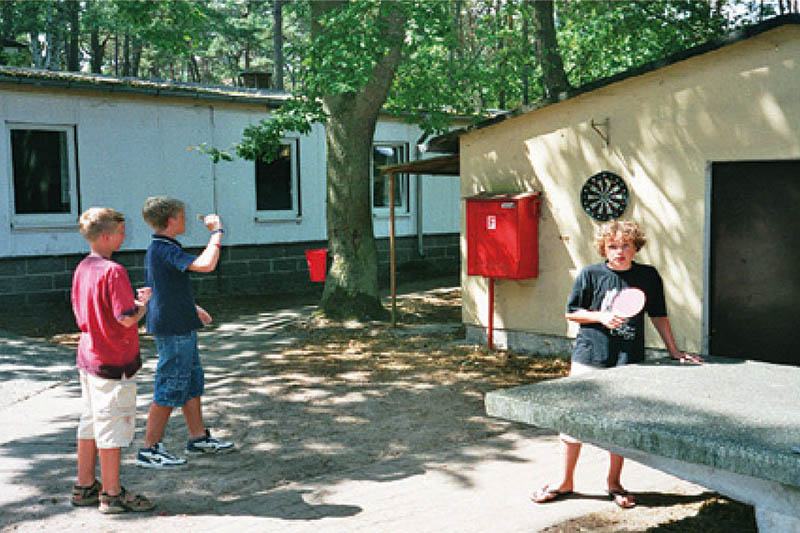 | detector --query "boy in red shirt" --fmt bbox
[71,207,155,514]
